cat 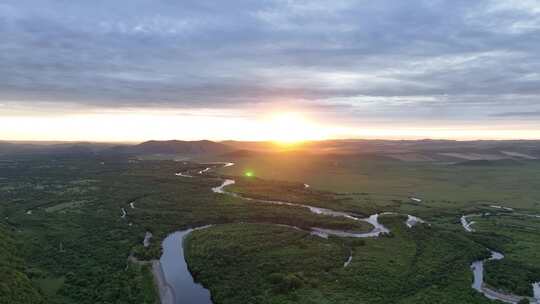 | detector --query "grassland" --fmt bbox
[216,153,540,212]
[216,153,540,299]
[2,151,540,303]
[0,156,368,303]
